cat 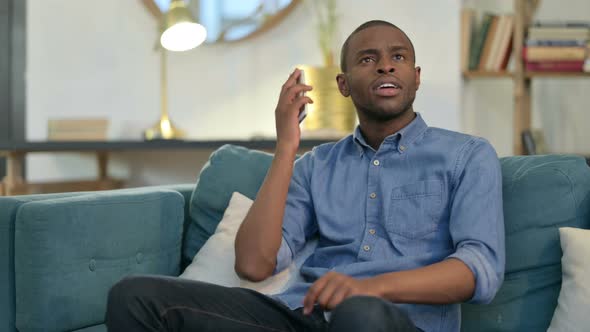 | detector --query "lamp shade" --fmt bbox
[160,0,207,52]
